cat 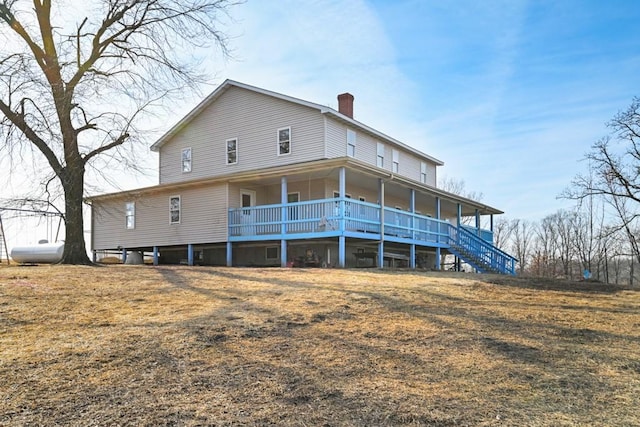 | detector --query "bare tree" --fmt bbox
[565,97,640,271]
[534,213,560,277]
[492,216,514,252]
[0,0,237,263]
[511,219,534,275]
[439,176,484,203]
[604,181,640,266]
[438,176,485,226]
